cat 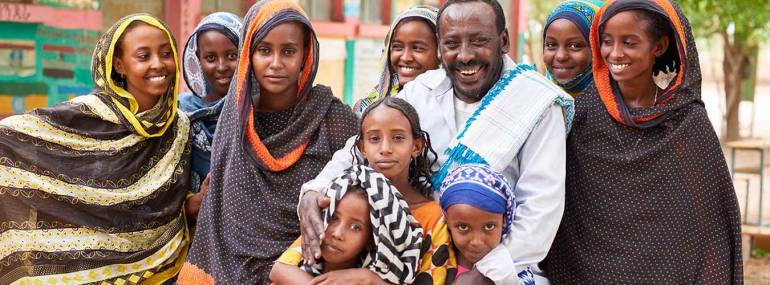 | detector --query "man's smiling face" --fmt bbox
[438,1,509,103]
